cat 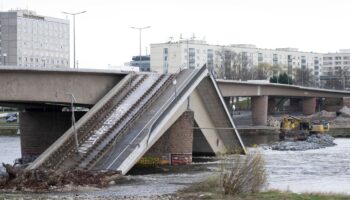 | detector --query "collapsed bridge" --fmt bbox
[3,66,246,175]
